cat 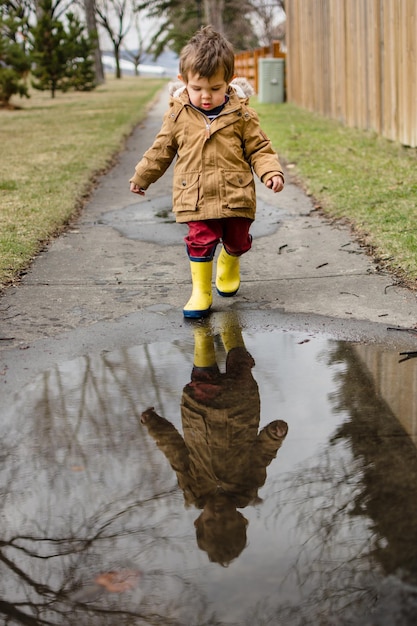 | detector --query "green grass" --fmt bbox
[256,101,417,284]
[0,75,166,288]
